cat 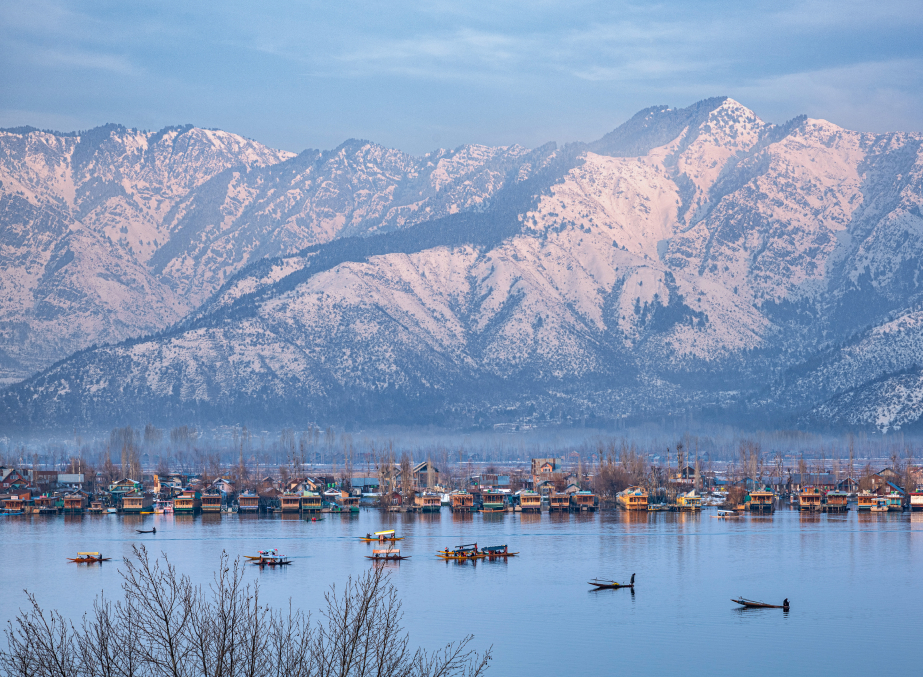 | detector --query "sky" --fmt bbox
[2,0,923,155]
